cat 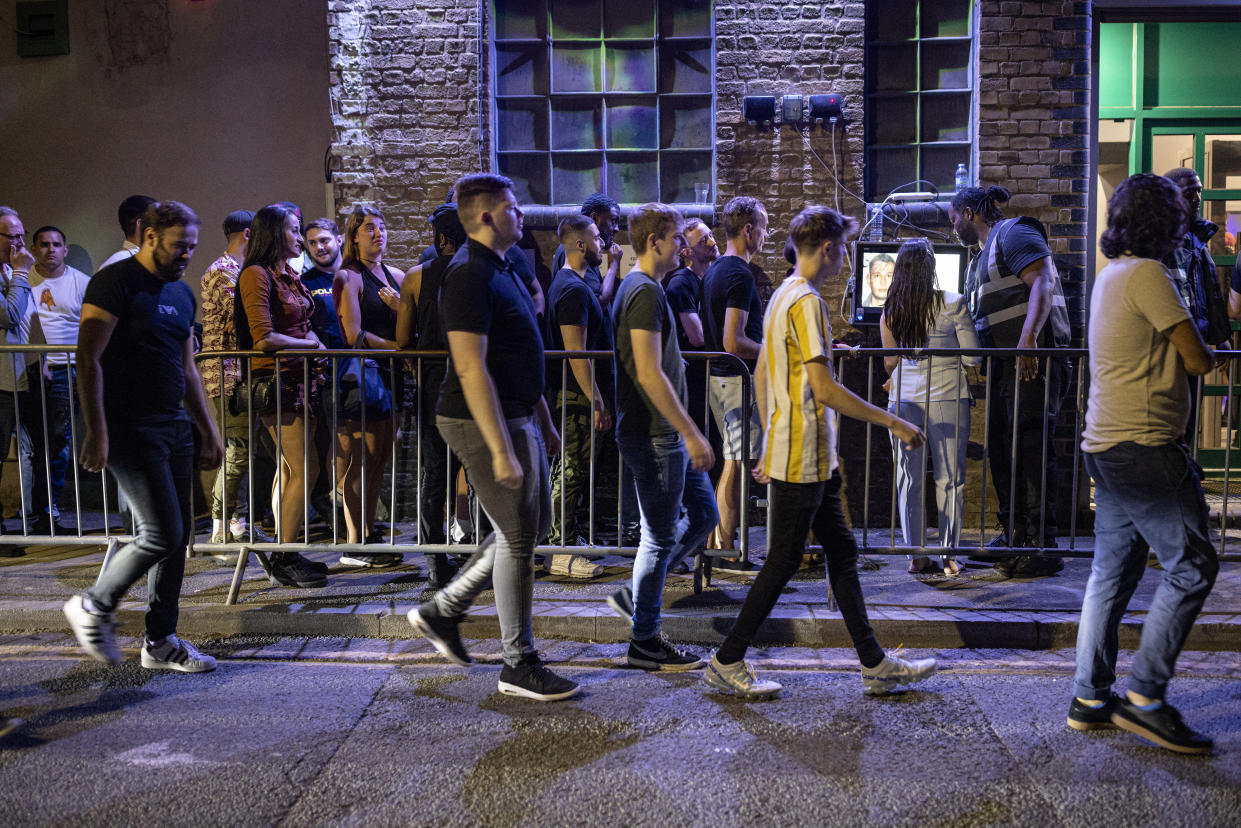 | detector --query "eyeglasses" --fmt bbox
[0,232,23,242]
